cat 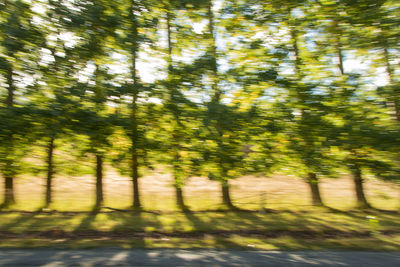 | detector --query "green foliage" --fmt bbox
[0,0,399,207]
